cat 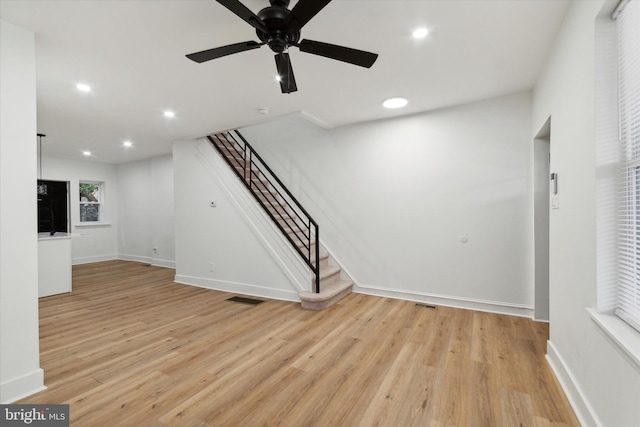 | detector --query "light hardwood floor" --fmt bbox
[20,260,579,426]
